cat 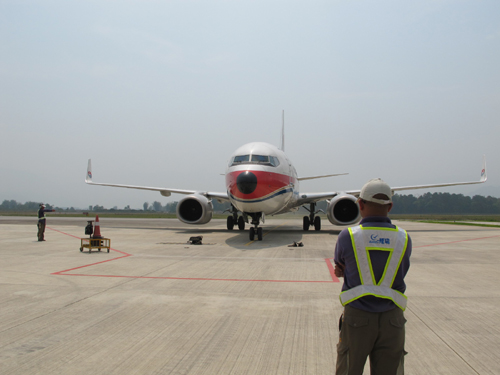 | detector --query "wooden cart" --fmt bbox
[80,238,111,253]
